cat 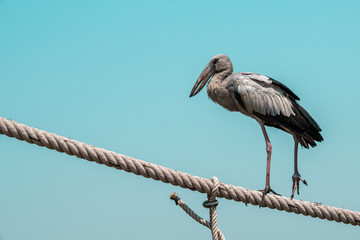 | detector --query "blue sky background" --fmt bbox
[1,0,360,239]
